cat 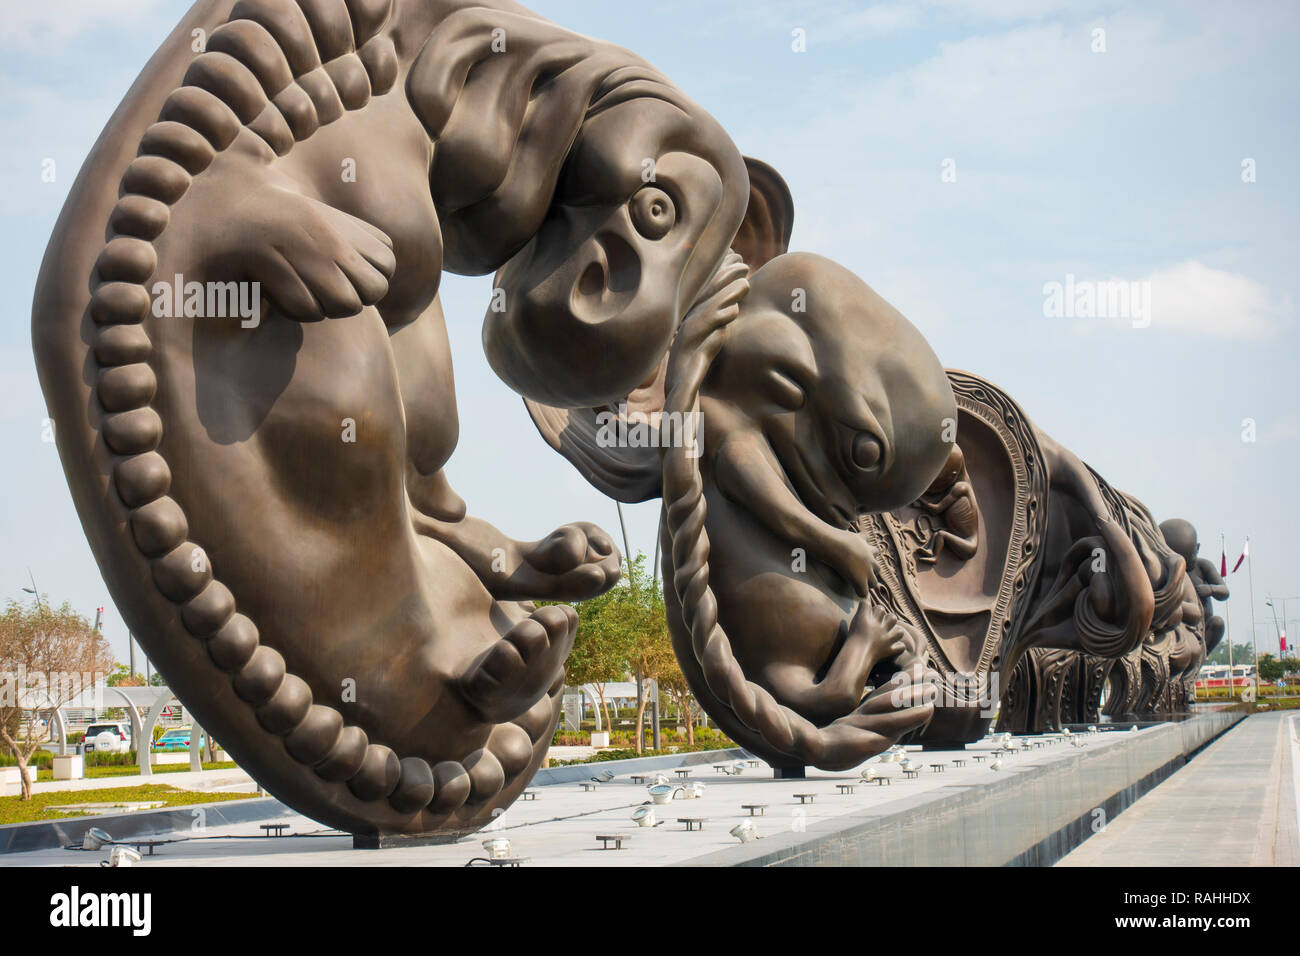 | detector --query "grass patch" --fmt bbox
[547,743,737,766]
[32,761,238,783]
[0,784,256,826]
[1249,698,1300,712]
